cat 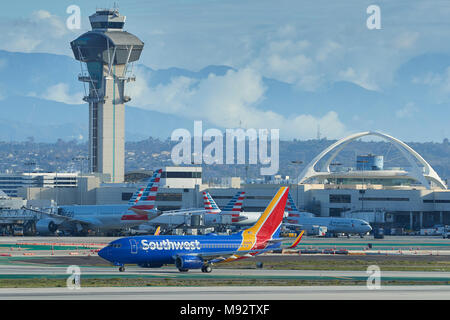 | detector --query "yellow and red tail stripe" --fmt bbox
[238,187,289,252]
[288,230,304,249]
